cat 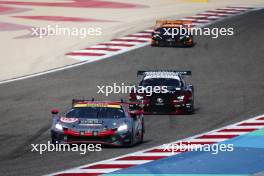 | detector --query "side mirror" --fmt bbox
[51,109,59,115]
[129,85,138,100]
